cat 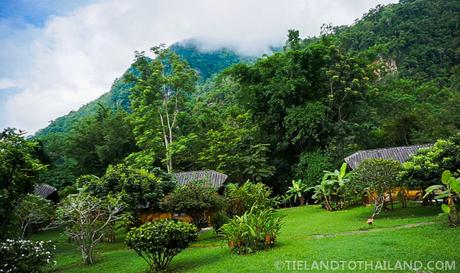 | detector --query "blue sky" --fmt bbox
[0,0,94,129]
[0,0,398,134]
[0,0,94,26]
